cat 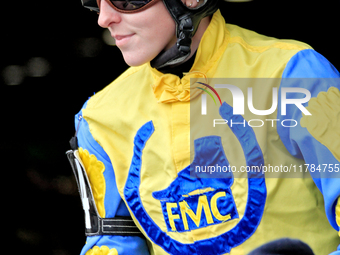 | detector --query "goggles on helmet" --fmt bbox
[81,0,161,13]
[81,0,209,13]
